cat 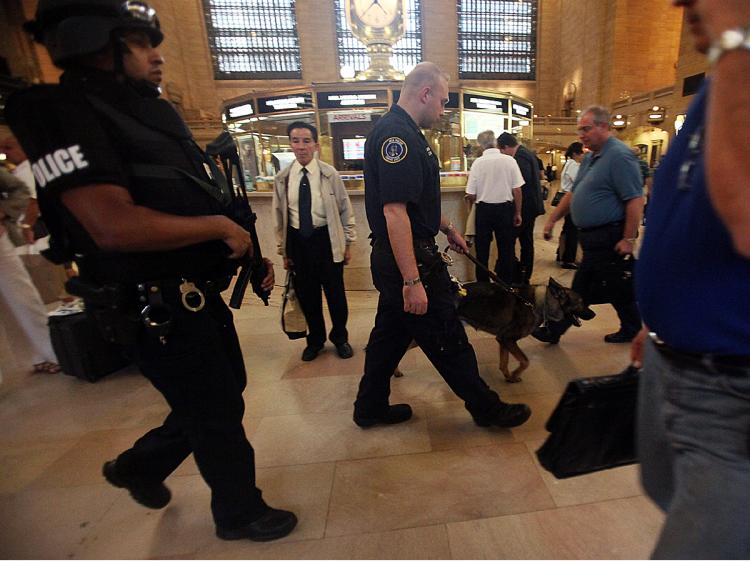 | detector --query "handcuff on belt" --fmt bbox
[137,279,206,344]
